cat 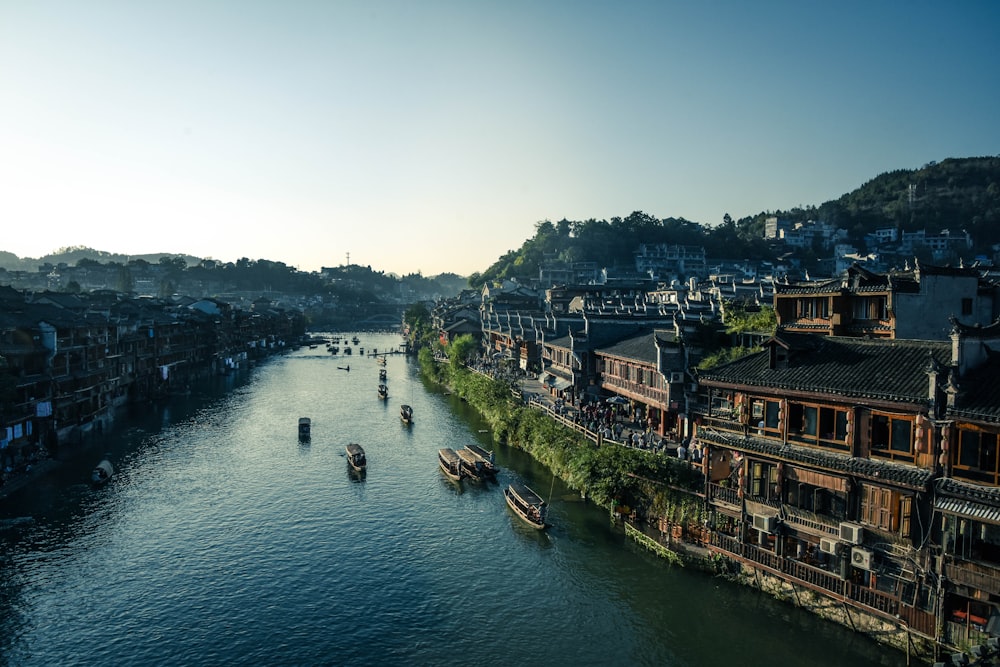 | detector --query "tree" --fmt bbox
[447,334,477,372]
